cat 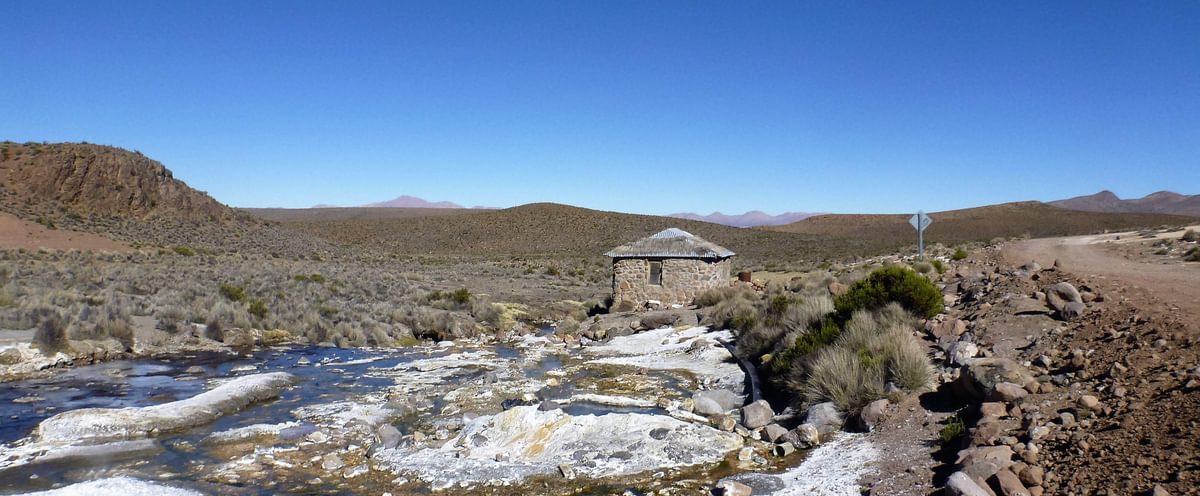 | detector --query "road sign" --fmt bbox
[909,211,933,257]
[909,211,932,231]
